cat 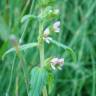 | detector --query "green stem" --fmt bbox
[42,86,48,96]
[39,41,44,67]
[38,19,44,67]
[6,54,16,96]
[38,16,47,96]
